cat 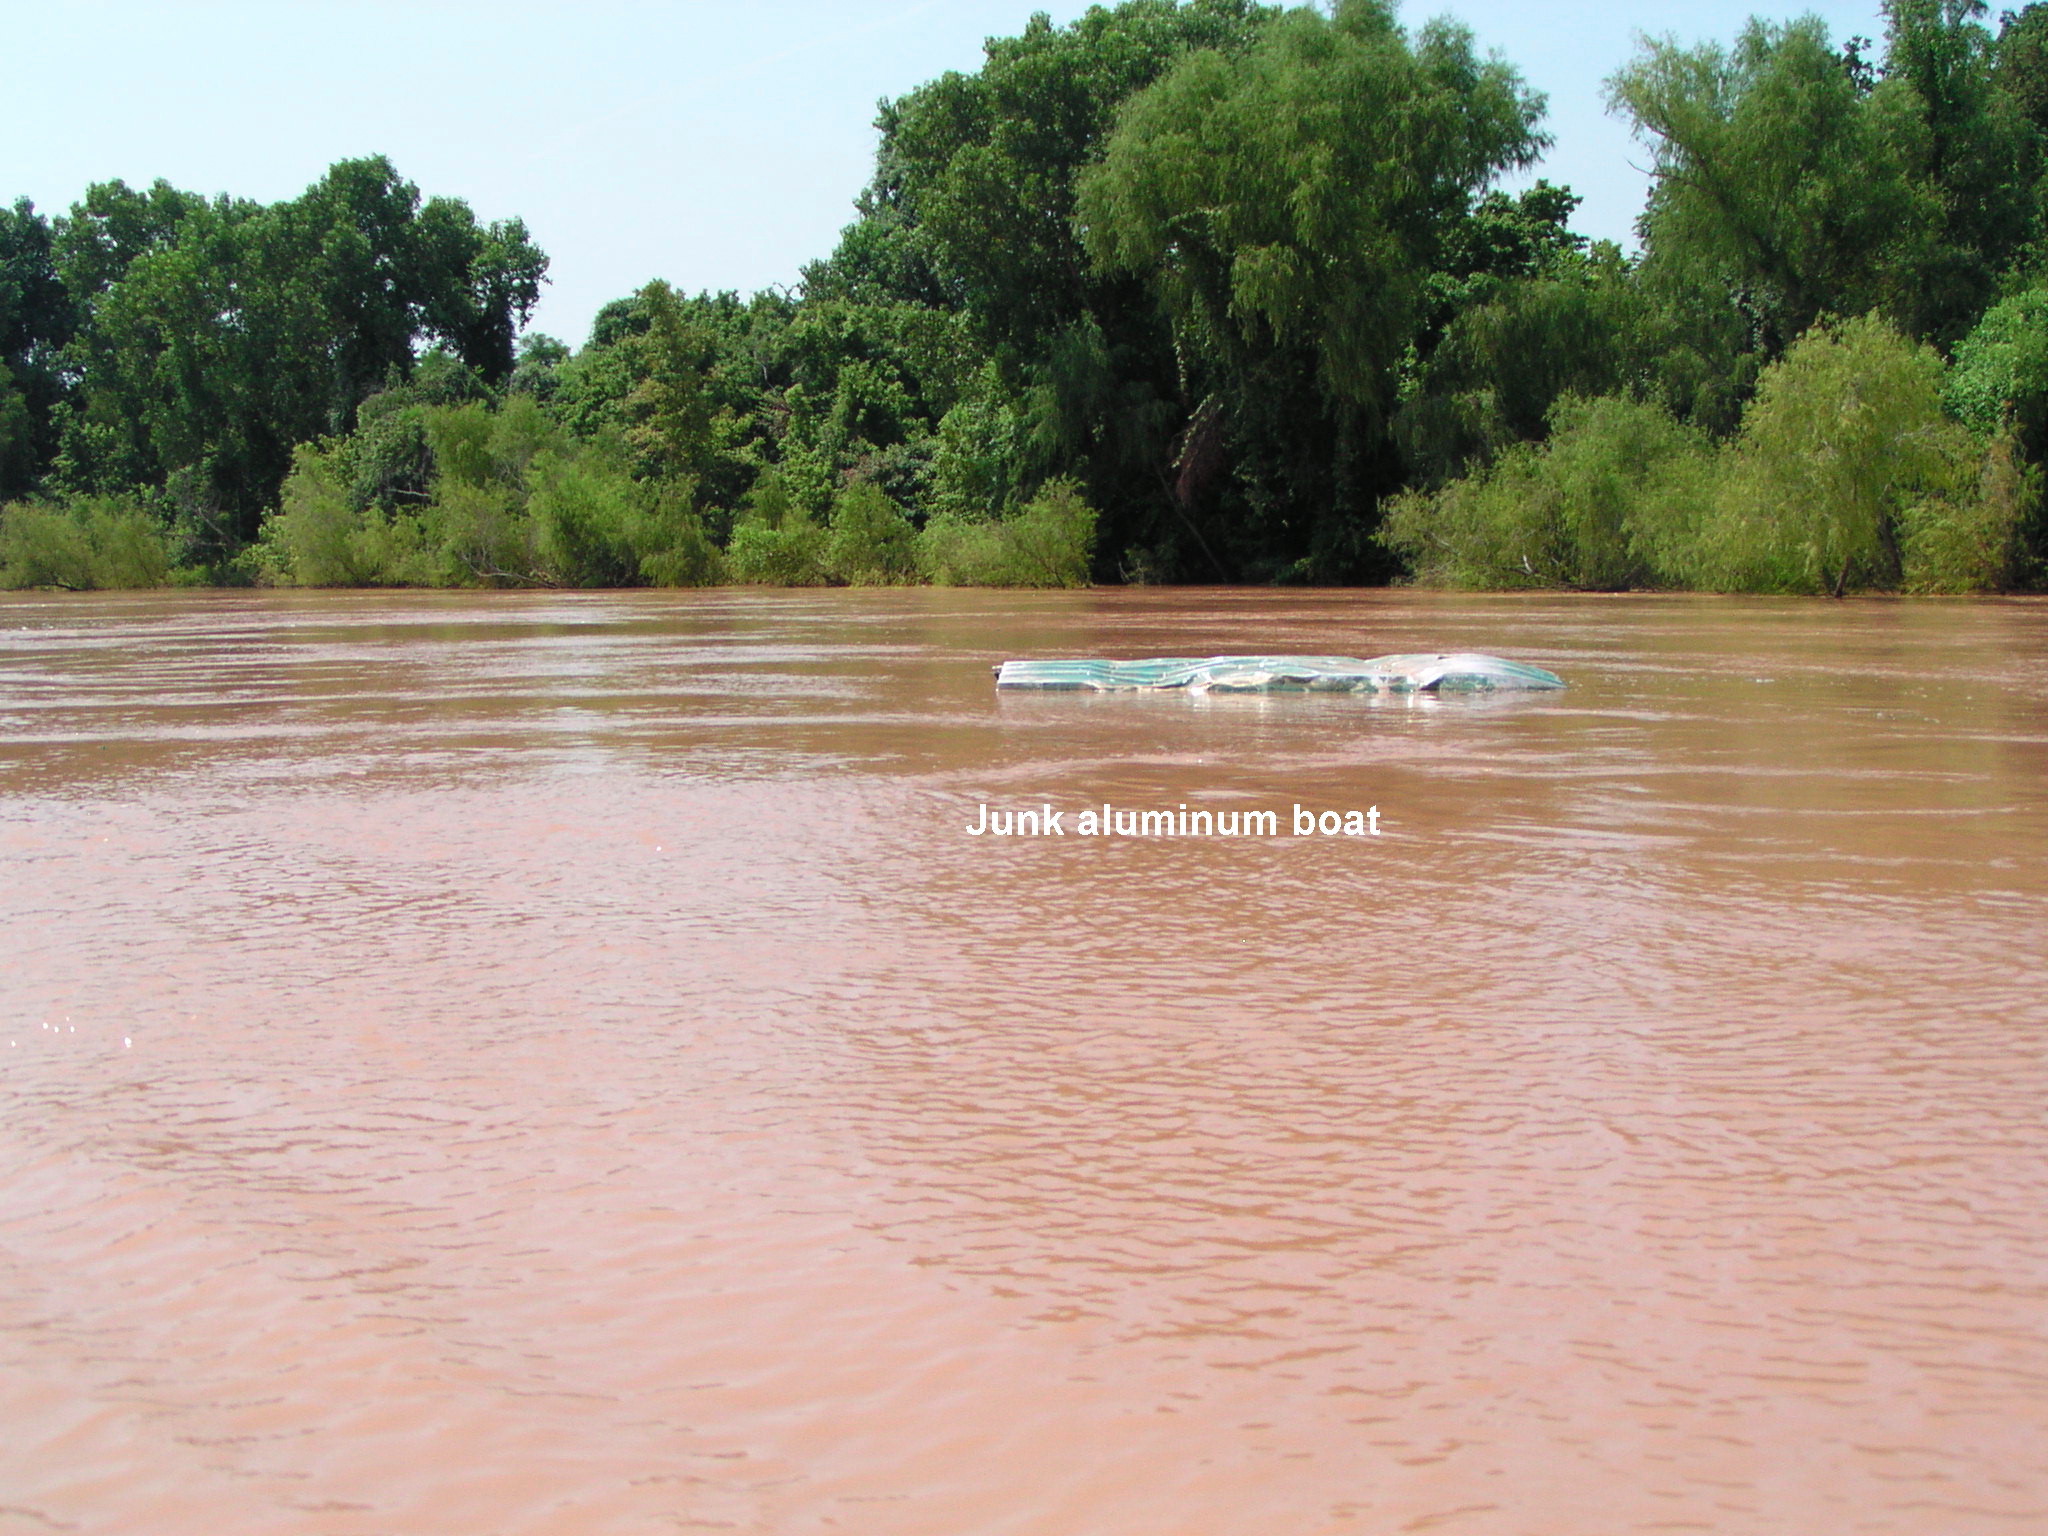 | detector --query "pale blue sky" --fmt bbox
[7,1,1890,347]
